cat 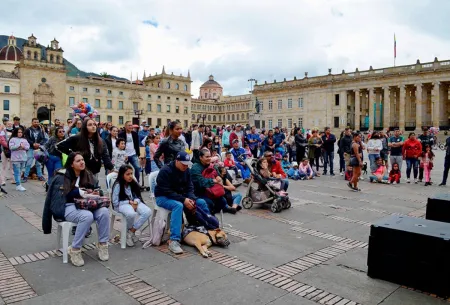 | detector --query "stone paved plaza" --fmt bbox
[0,149,449,305]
